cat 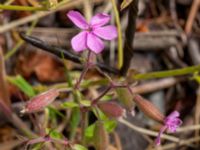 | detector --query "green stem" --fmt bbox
[111,0,123,69]
[81,111,88,146]
[133,65,200,80]
[5,19,37,60]
[0,5,47,11]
